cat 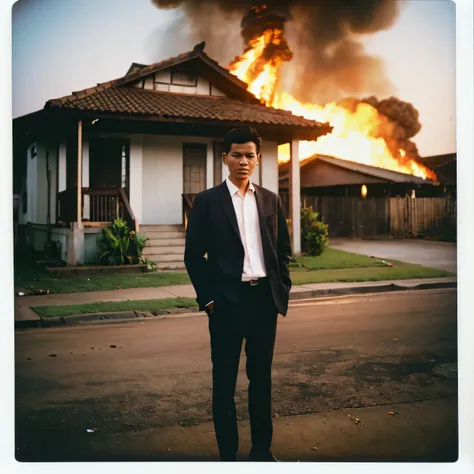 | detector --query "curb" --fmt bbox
[14,281,456,330]
[289,281,457,300]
